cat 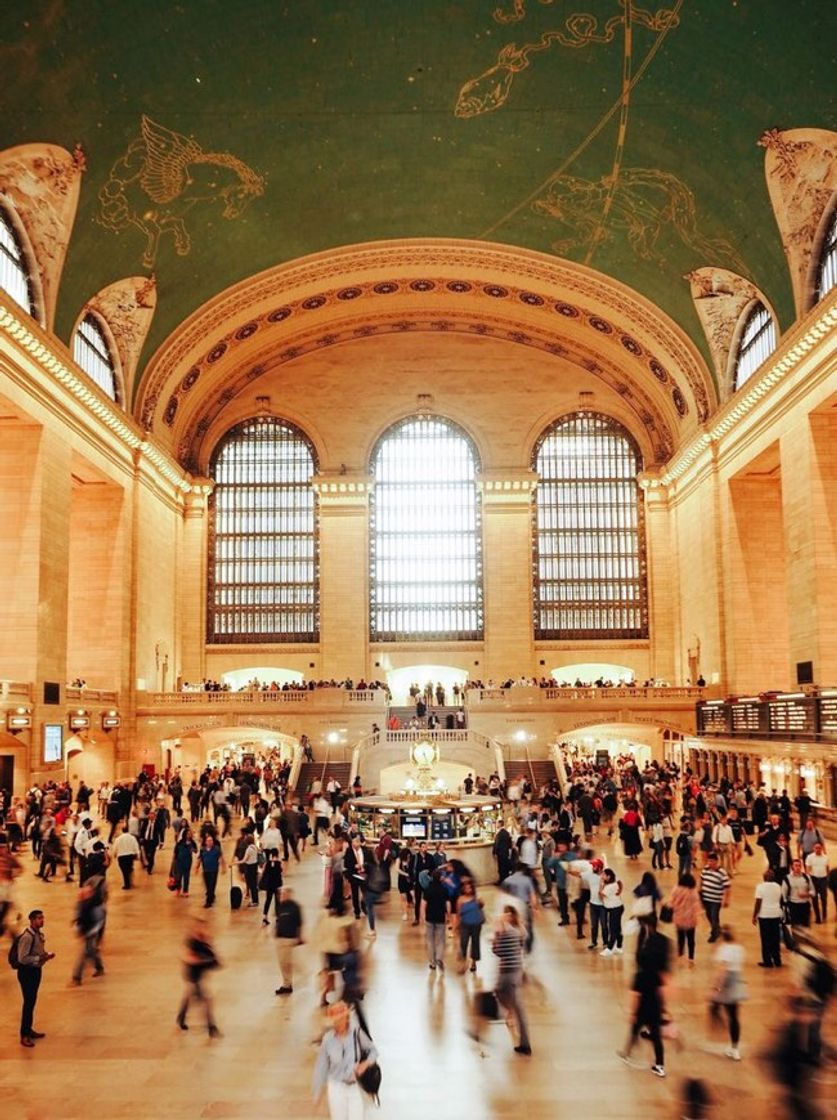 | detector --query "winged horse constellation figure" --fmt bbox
[98,115,265,268]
